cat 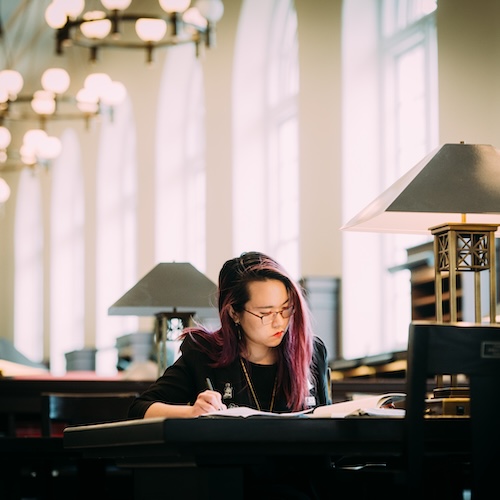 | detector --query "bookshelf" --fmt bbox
[409,250,463,321]
[404,239,500,322]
